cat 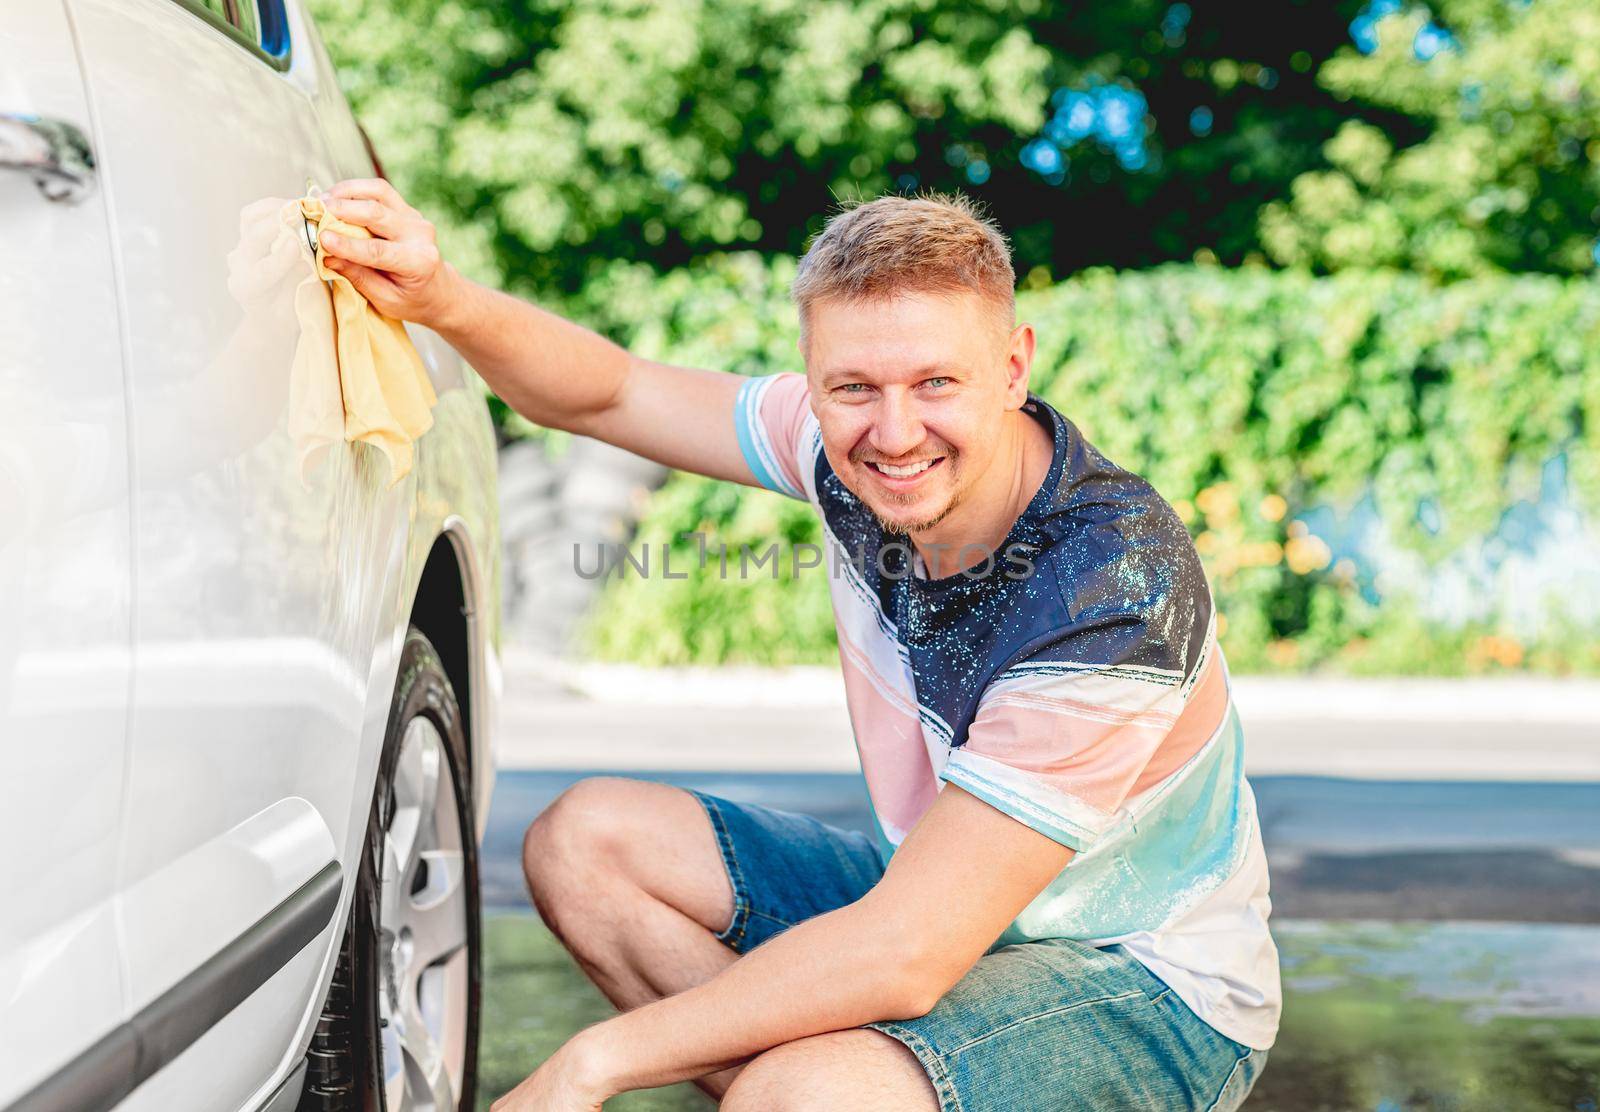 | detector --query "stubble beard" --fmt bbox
[877,500,955,538]
[871,456,962,538]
